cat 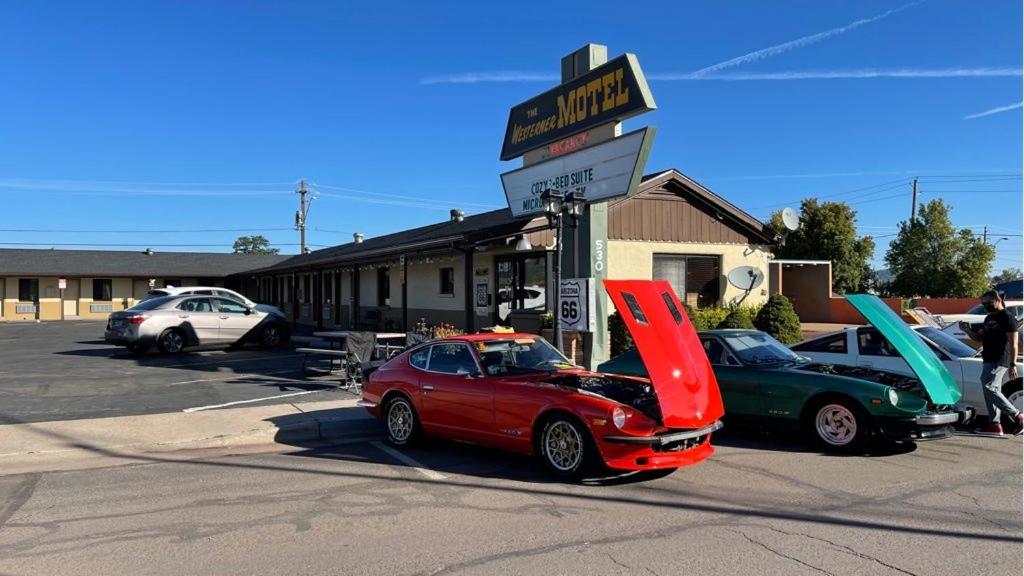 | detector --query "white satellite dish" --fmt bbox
[781,207,800,231]
[727,266,765,292]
